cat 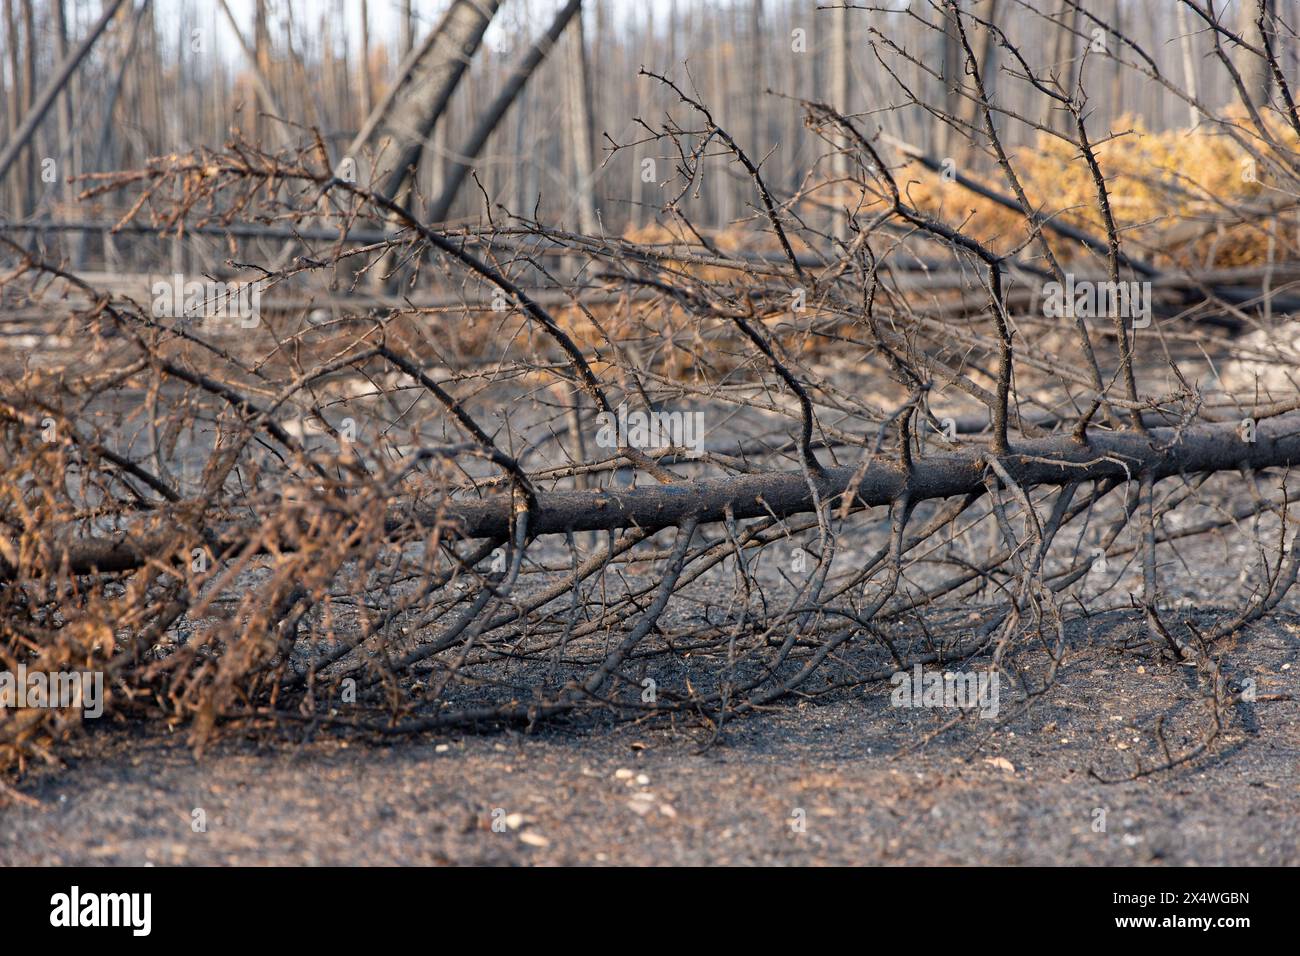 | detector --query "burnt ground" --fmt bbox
[3,609,1297,866]
[3,332,1299,865]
